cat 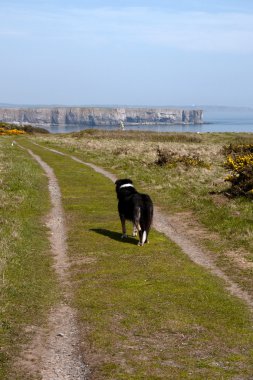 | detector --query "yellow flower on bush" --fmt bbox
[224,144,253,196]
[0,128,26,135]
